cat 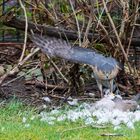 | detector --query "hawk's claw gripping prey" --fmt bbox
[30,34,120,97]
